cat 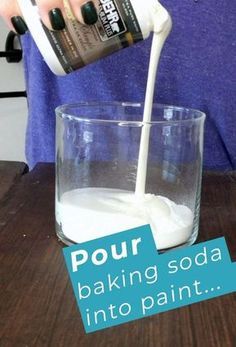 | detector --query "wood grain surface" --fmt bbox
[0,161,28,201]
[0,164,235,347]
